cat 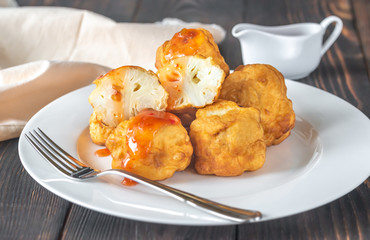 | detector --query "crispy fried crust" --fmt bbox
[155,28,229,75]
[189,100,266,176]
[220,64,295,146]
[106,112,193,181]
[89,111,115,145]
